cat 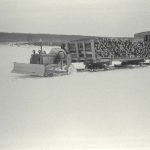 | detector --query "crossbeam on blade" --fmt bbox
[12,62,45,76]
